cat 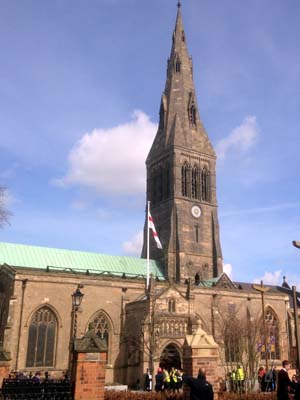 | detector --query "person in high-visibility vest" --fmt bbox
[163,368,171,391]
[236,365,245,392]
[170,367,178,392]
[231,370,237,392]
